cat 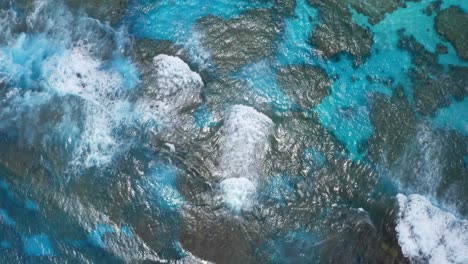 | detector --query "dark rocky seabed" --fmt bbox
[0,0,467,263]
